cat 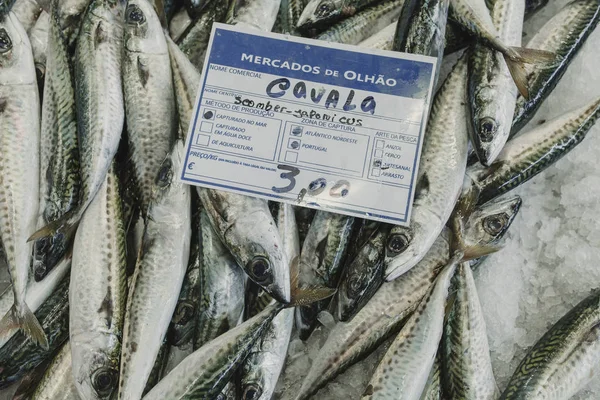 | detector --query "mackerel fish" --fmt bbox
[0,10,47,349]
[468,96,600,205]
[467,0,524,166]
[0,275,70,389]
[361,254,460,400]
[227,0,281,31]
[297,0,381,34]
[316,0,403,45]
[500,289,600,400]
[384,54,469,282]
[512,0,600,136]
[296,211,354,339]
[123,0,177,215]
[193,210,245,349]
[118,139,191,400]
[294,197,521,400]
[70,165,126,400]
[30,341,79,400]
[28,0,125,246]
[11,0,43,32]
[33,0,80,282]
[442,262,498,400]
